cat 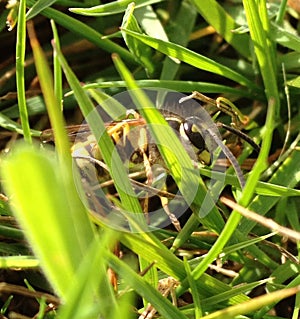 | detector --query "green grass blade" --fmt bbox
[121,3,155,75]
[58,232,120,319]
[120,28,260,92]
[70,0,163,16]
[191,0,251,58]
[83,80,263,99]
[1,145,95,299]
[25,0,136,64]
[15,0,32,143]
[201,286,300,319]
[106,250,189,319]
[53,41,144,225]
[26,0,57,20]
[0,112,40,136]
[242,0,280,112]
